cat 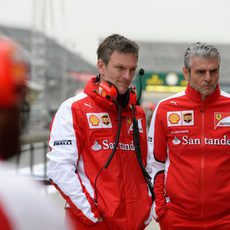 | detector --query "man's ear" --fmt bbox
[183,67,189,81]
[97,59,105,76]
